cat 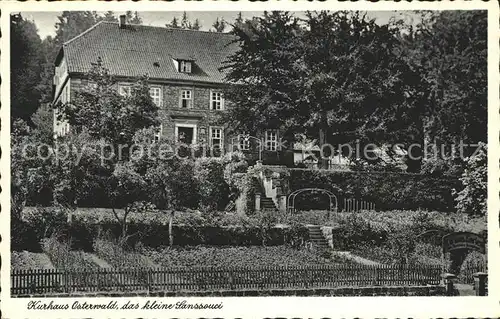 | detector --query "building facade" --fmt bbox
[52,17,296,165]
